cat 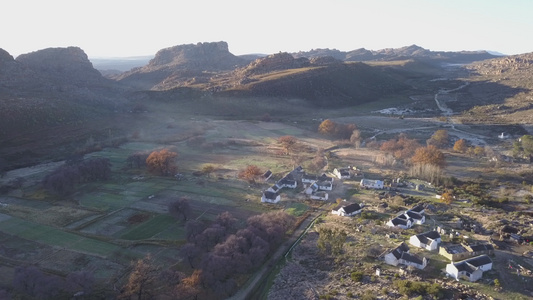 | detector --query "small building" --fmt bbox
[333,167,351,179]
[399,252,428,270]
[384,242,410,266]
[360,179,384,189]
[261,191,280,203]
[318,173,334,183]
[409,231,441,251]
[332,202,363,217]
[445,255,493,282]
[386,216,413,229]
[316,181,333,191]
[440,242,494,261]
[302,173,318,184]
[277,177,297,189]
[405,210,425,225]
[409,203,425,214]
[310,191,328,201]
